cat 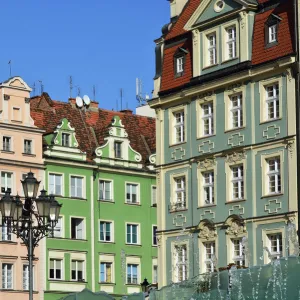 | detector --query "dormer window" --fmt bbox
[62,133,70,147]
[114,141,122,159]
[174,48,188,77]
[265,14,281,47]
